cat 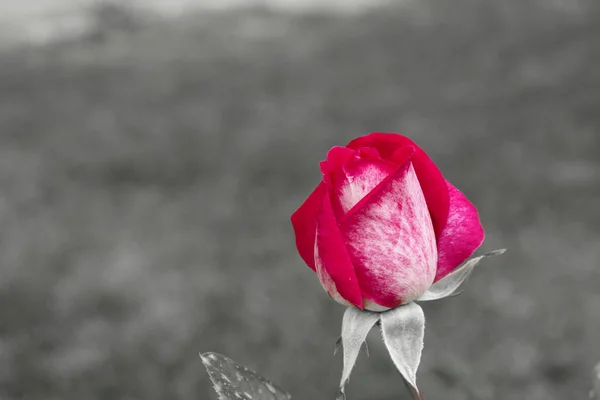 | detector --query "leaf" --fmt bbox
[200,352,291,400]
[337,307,381,400]
[418,249,506,302]
[380,302,426,400]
